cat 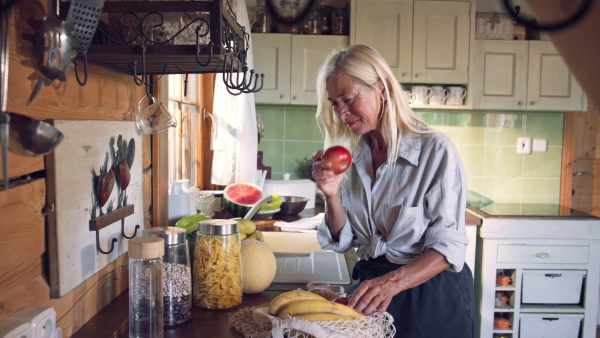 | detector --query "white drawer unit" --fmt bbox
[470,205,600,338]
[521,270,586,304]
[520,313,584,338]
[497,245,590,264]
